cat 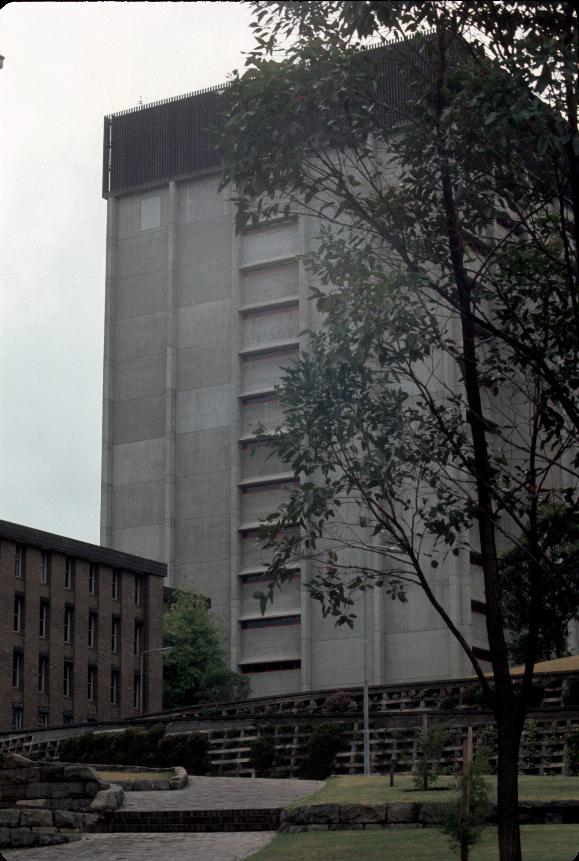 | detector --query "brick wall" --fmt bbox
[0,522,166,731]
